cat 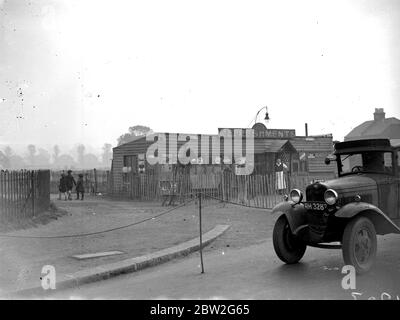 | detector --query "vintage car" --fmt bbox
[272,138,400,273]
